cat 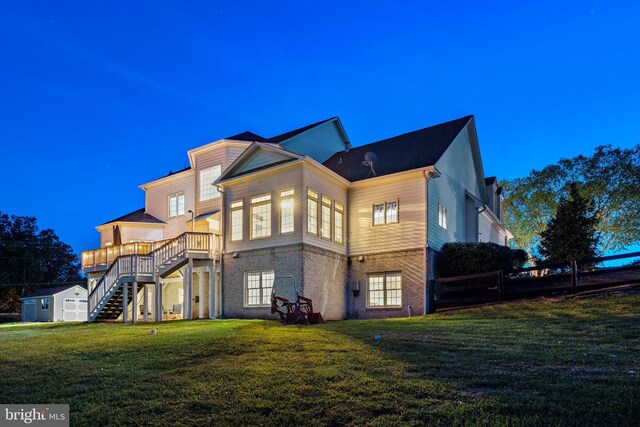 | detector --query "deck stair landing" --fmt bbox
[88,232,214,322]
